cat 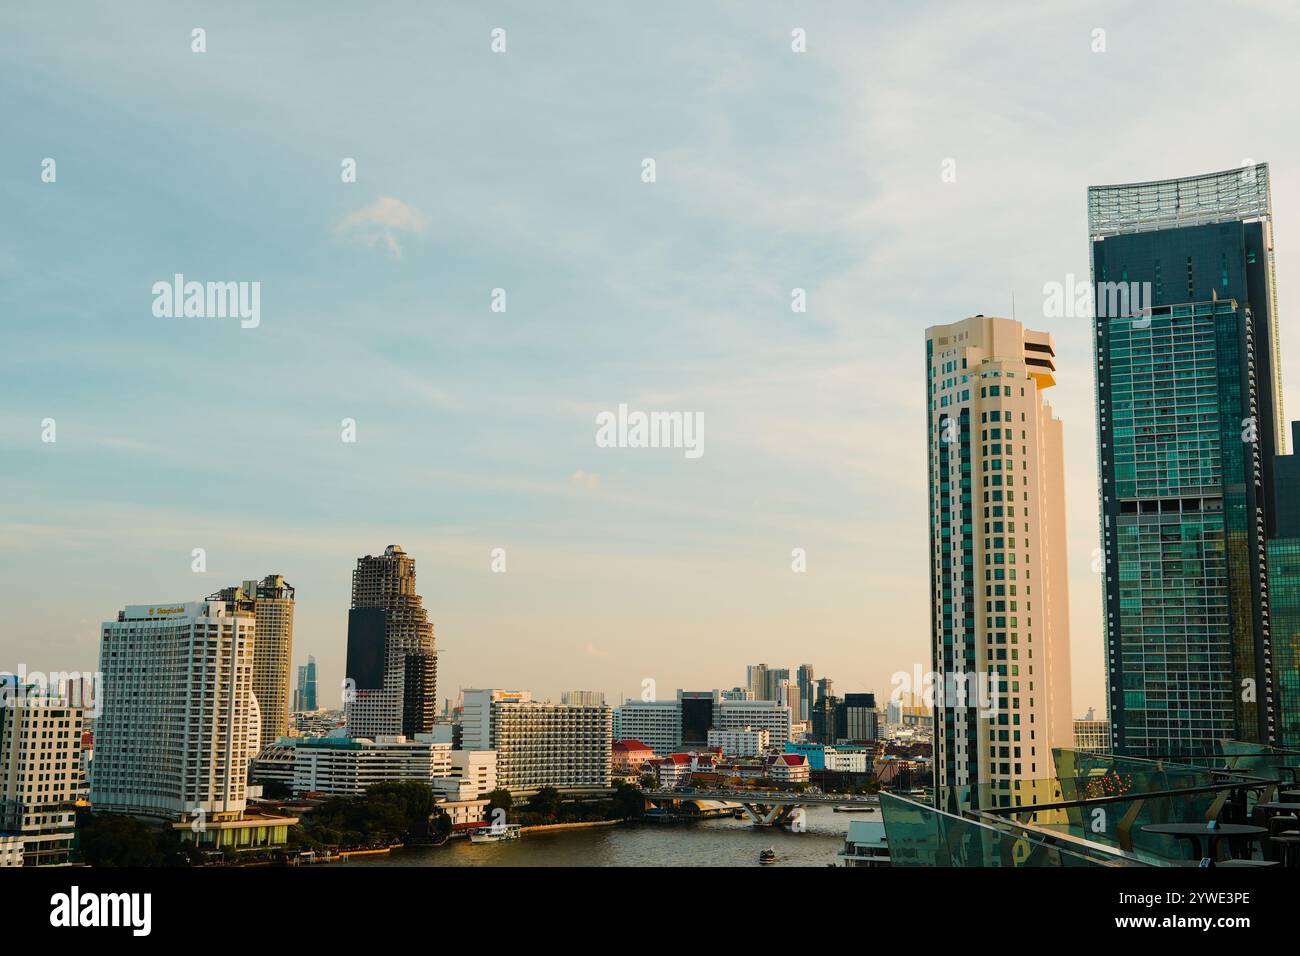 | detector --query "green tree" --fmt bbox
[485,788,513,816]
[431,808,453,841]
[612,782,646,819]
[525,786,562,820]
[76,810,164,867]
